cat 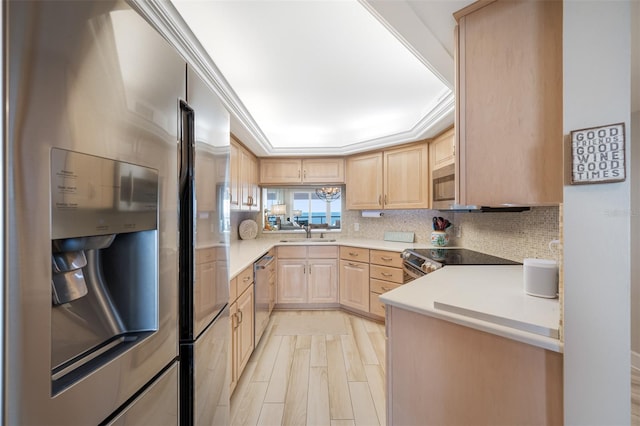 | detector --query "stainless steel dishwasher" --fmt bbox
[254,252,276,345]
